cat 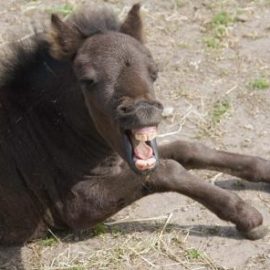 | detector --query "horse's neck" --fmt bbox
[2,52,113,181]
